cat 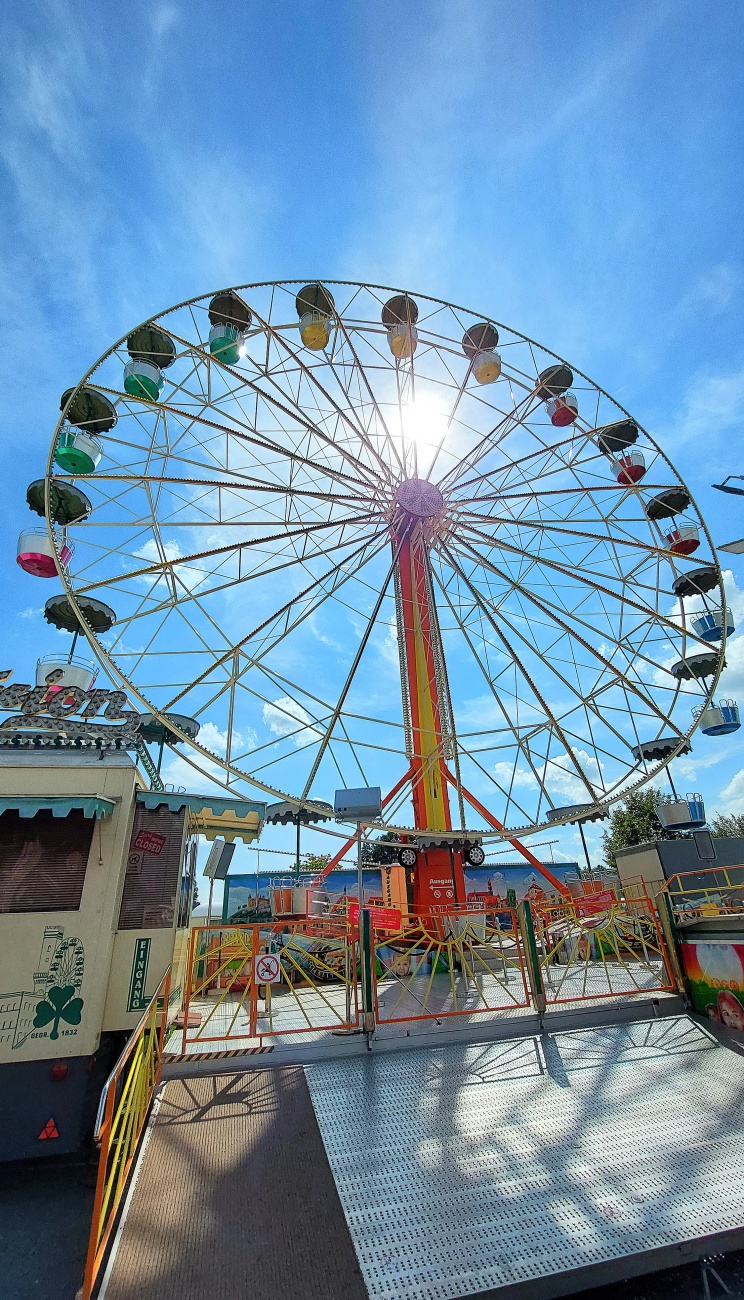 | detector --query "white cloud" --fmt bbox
[672,367,744,448]
[150,3,179,38]
[18,607,38,620]
[493,747,603,804]
[133,538,207,594]
[714,768,744,818]
[158,719,256,793]
[262,696,321,747]
[378,622,399,668]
